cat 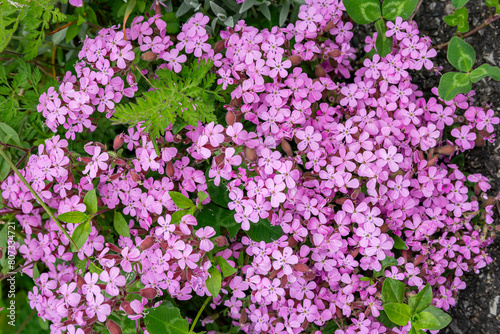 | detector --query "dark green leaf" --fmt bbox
[114,211,131,238]
[412,311,441,330]
[58,211,88,224]
[447,36,476,72]
[83,189,98,214]
[206,176,231,208]
[374,256,398,278]
[470,63,500,82]
[382,0,418,20]
[383,303,412,326]
[168,191,194,209]
[217,256,238,276]
[72,220,91,250]
[409,284,433,315]
[196,202,240,238]
[246,218,283,243]
[444,7,469,33]
[207,267,222,297]
[382,278,406,304]
[65,23,80,44]
[377,309,398,329]
[375,18,393,57]
[144,304,189,334]
[343,0,381,24]
[422,305,452,330]
[437,72,471,101]
[391,234,408,250]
